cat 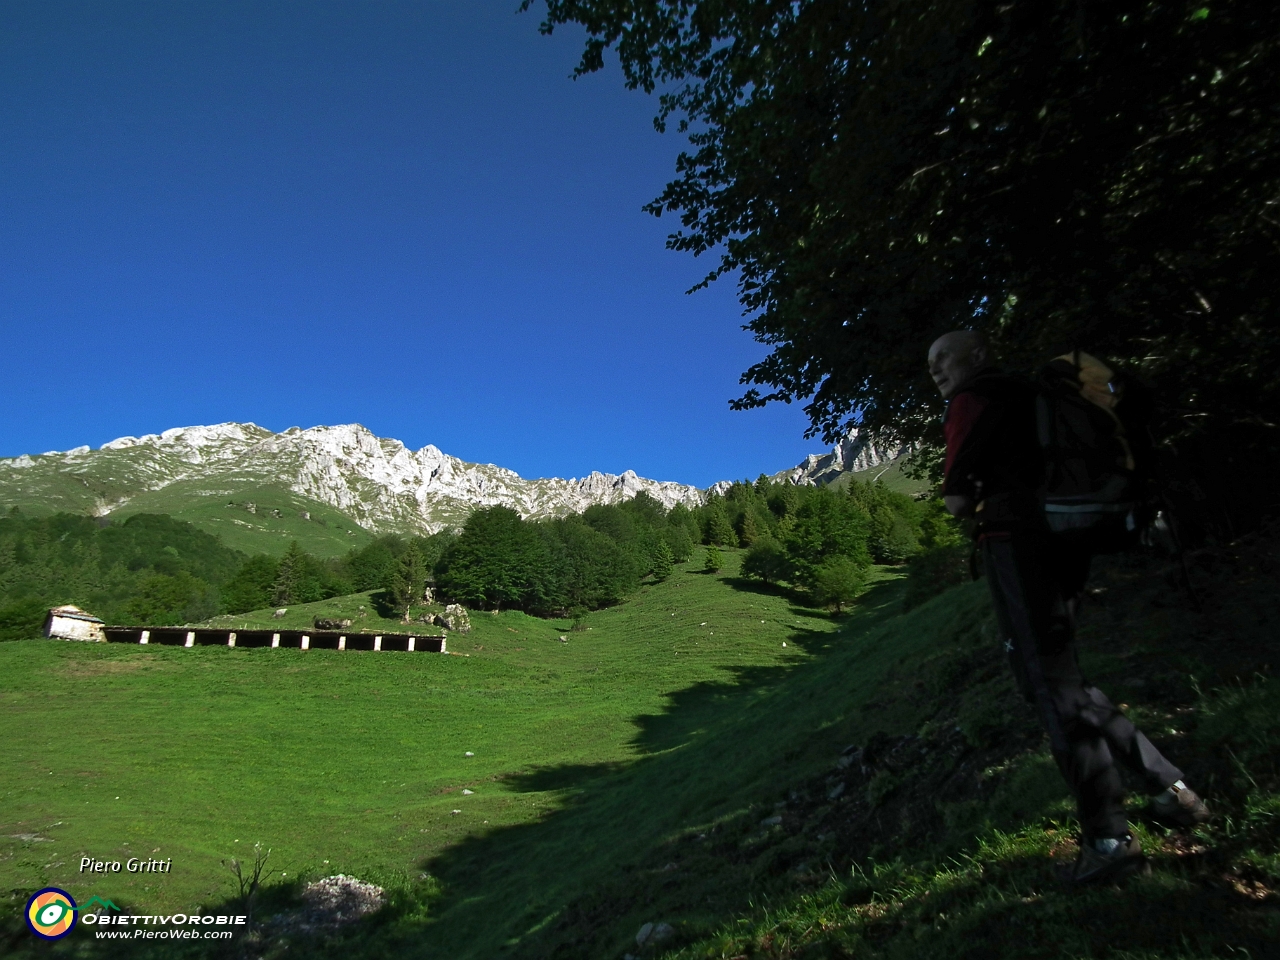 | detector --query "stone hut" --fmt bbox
[43,605,106,642]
